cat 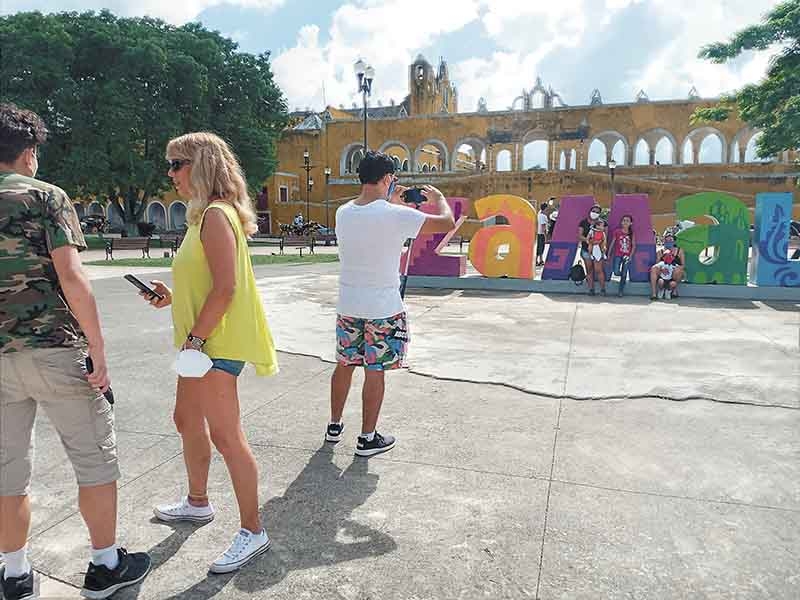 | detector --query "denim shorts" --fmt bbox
[210,358,246,377]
